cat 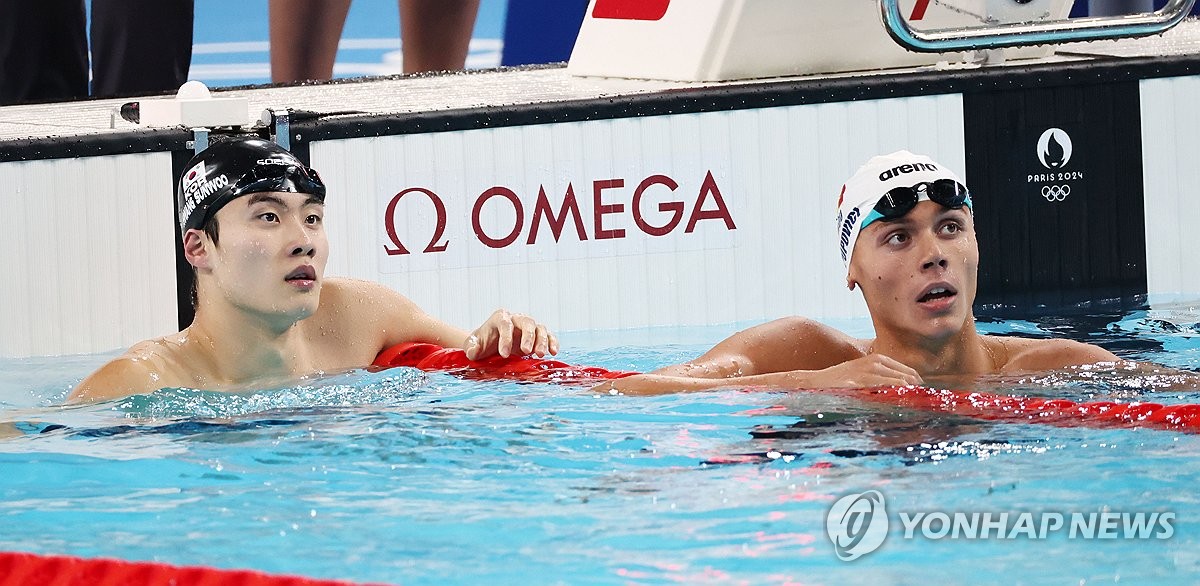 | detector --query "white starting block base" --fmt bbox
[569,0,1075,81]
